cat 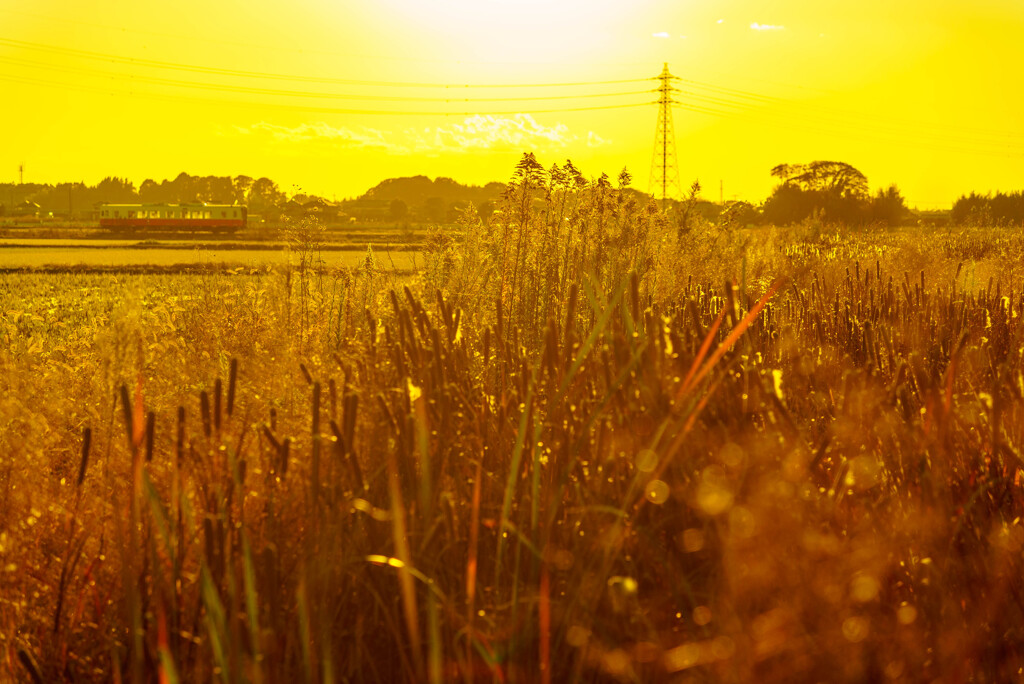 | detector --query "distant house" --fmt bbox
[916,210,951,227]
[273,198,345,224]
[16,200,41,218]
[302,198,341,223]
[341,199,391,222]
[281,199,305,219]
